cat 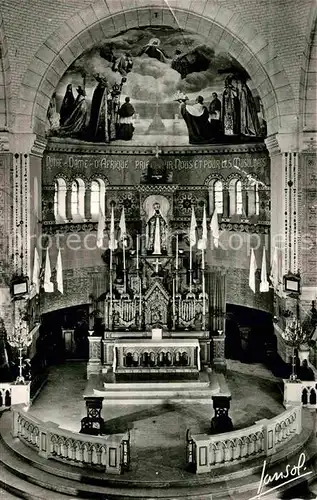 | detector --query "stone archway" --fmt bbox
[15,0,295,138]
